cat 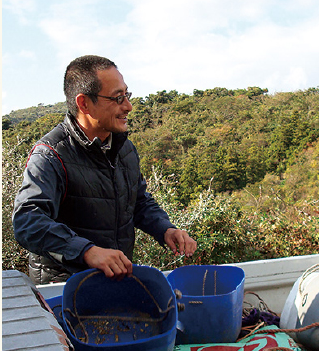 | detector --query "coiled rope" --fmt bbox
[239,289,319,342]
[253,322,319,336]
